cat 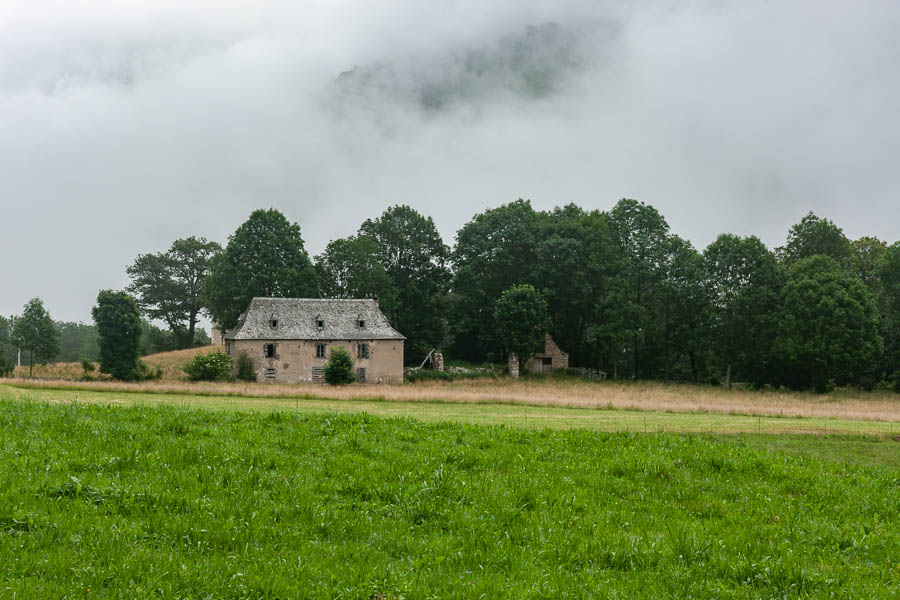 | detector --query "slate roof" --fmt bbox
[224,298,405,341]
